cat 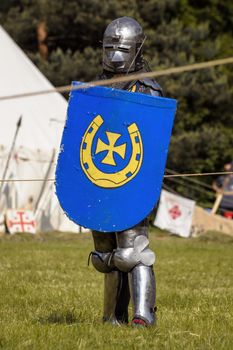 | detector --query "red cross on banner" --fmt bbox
[6,210,36,234]
[154,190,196,238]
[168,204,182,220]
